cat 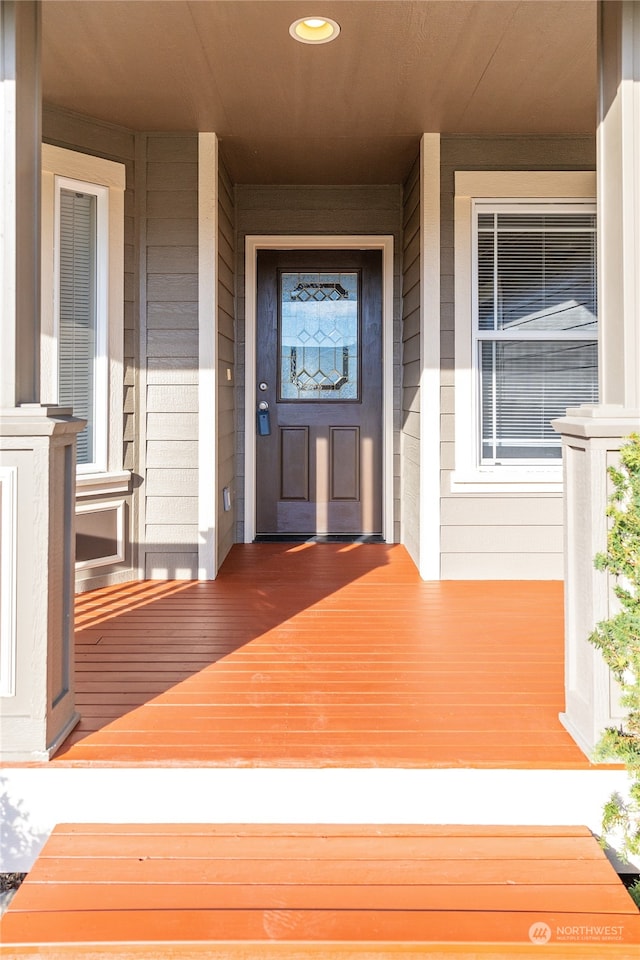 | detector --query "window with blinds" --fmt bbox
[474,207,598,463]
[58,189,97,465]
